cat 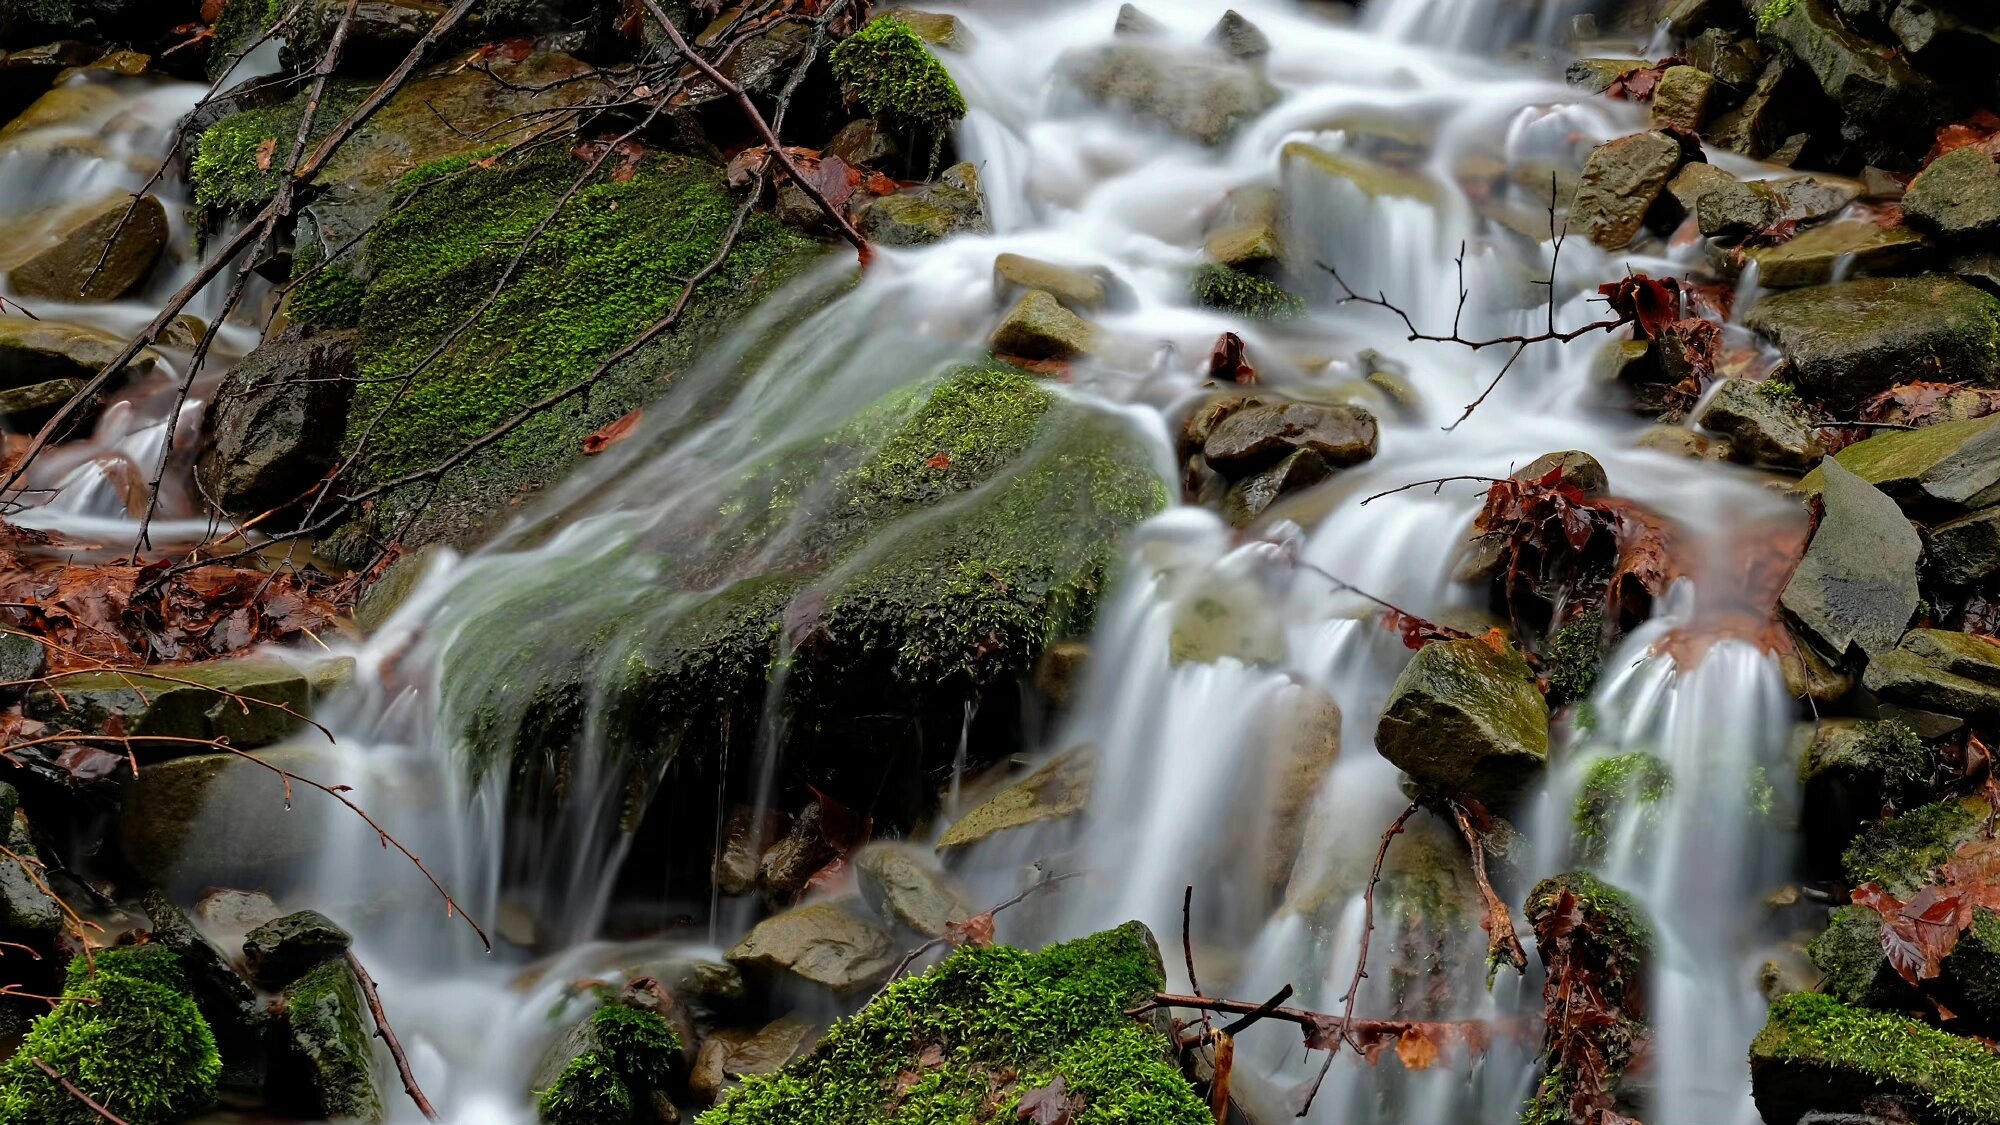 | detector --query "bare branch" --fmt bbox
[348,951,439,1120]
[29,1058,131,1125]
